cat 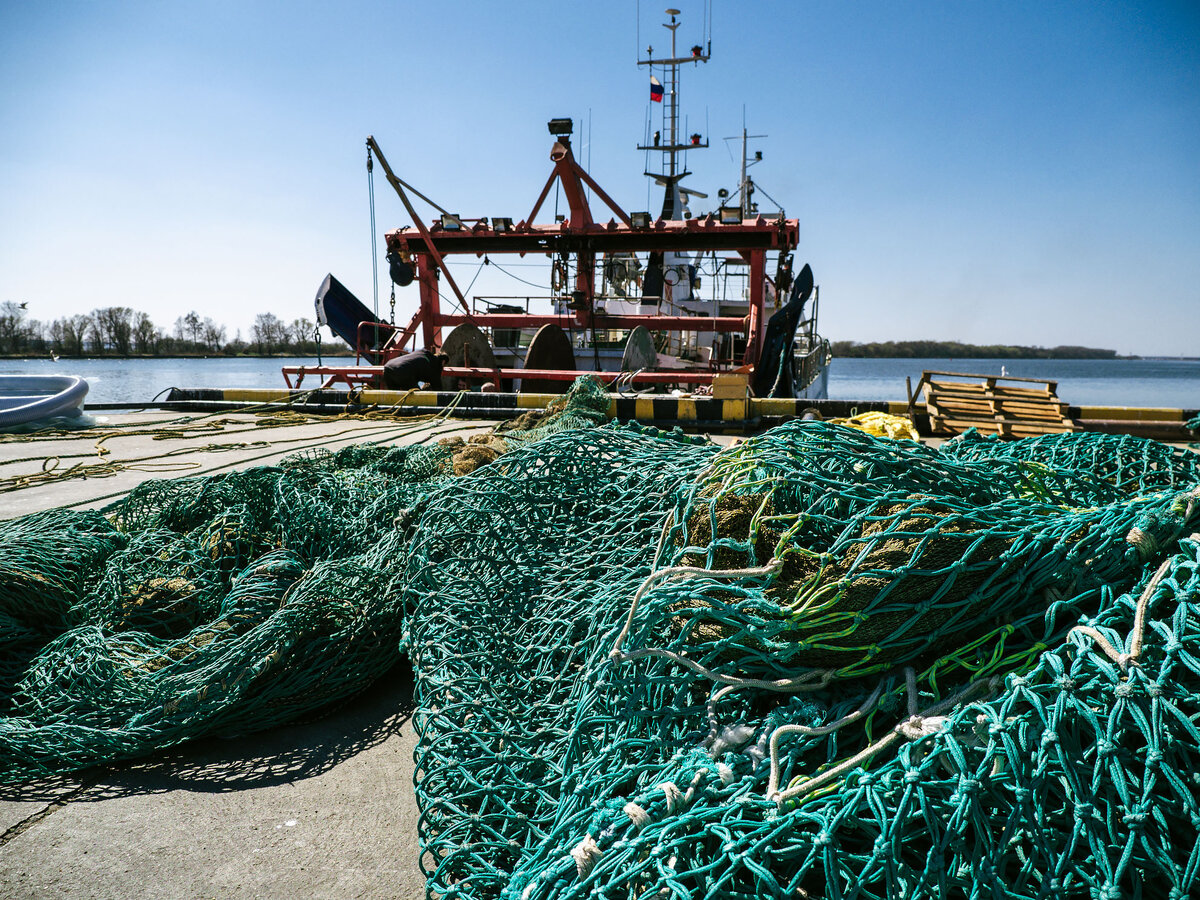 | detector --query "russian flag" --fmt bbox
[650,76,664,103]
